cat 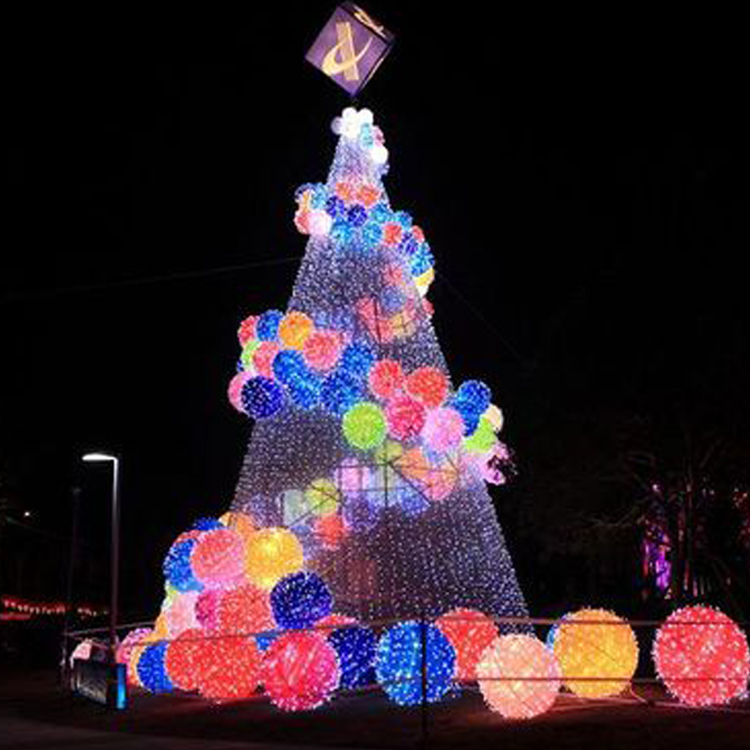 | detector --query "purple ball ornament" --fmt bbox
[241,377,285,419]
